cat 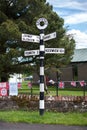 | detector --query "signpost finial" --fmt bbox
[36,18,48,30]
